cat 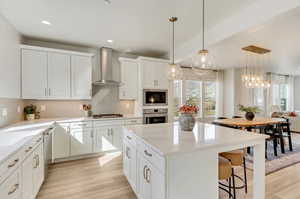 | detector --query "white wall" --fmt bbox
[0,14,23,127]
[0,14,21,98]
[294,76,300,111]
